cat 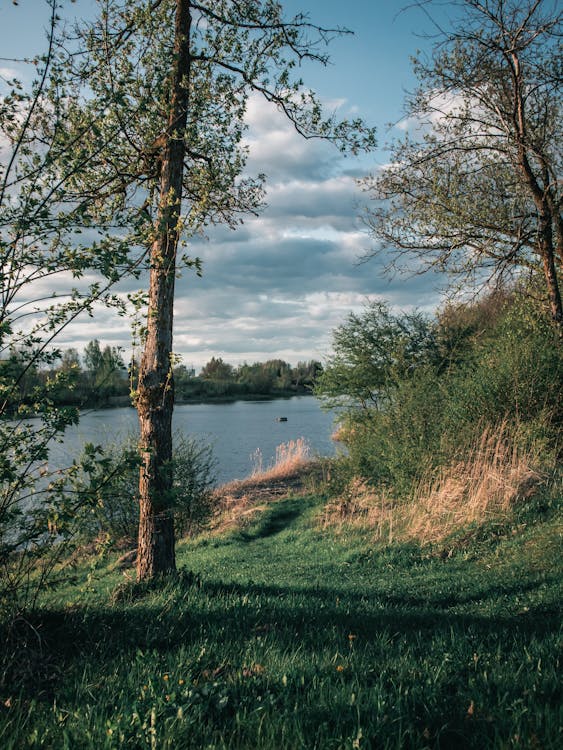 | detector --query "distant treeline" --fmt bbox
[1,342,322,410]
[173,357,322,402]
